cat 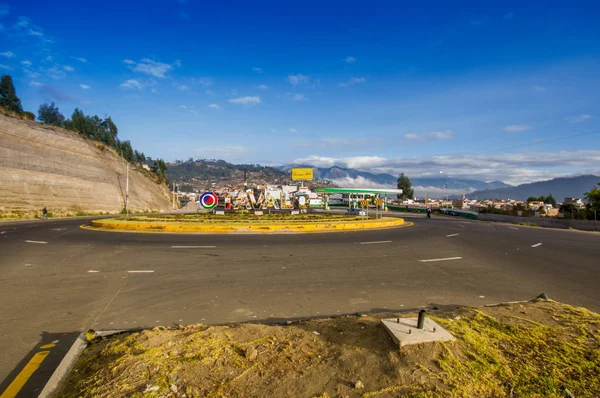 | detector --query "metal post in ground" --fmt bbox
[417,310,426,329]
